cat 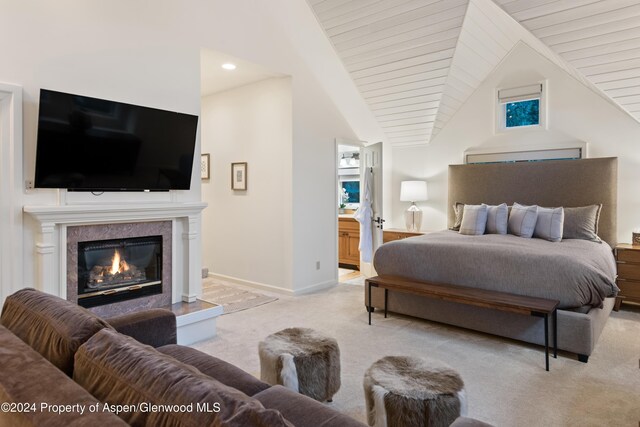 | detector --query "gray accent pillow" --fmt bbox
[508,203,538,238]
[449,202,464,231]
[485,203,508,235]
[534,206,564,242]
[563,205,602,242]
[459,204,488,235]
